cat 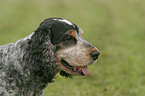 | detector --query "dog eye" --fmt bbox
[63,35,77,46]
[64,35,72,40]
